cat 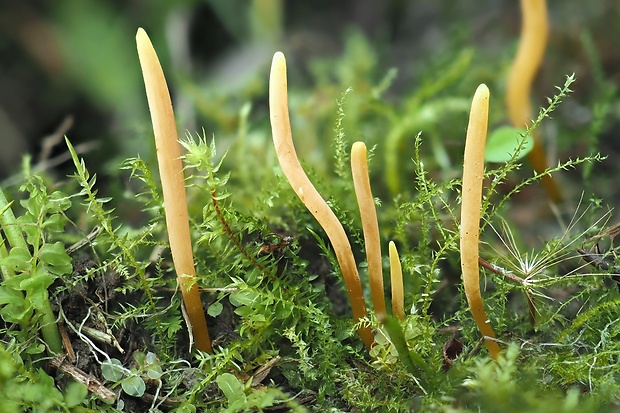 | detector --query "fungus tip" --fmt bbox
[136,27,149,45]
[272,51,286,65]
[474,83,490,100]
